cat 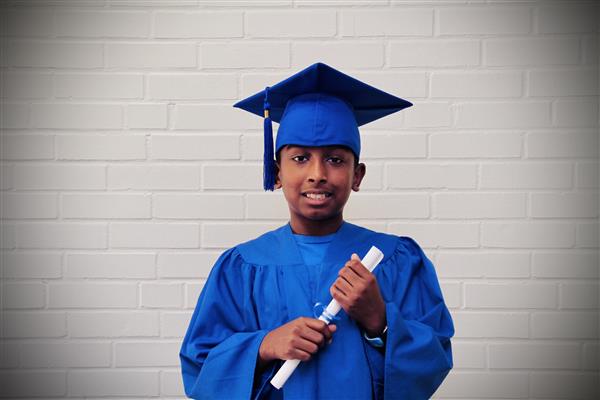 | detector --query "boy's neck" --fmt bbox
[290,214,344,236]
